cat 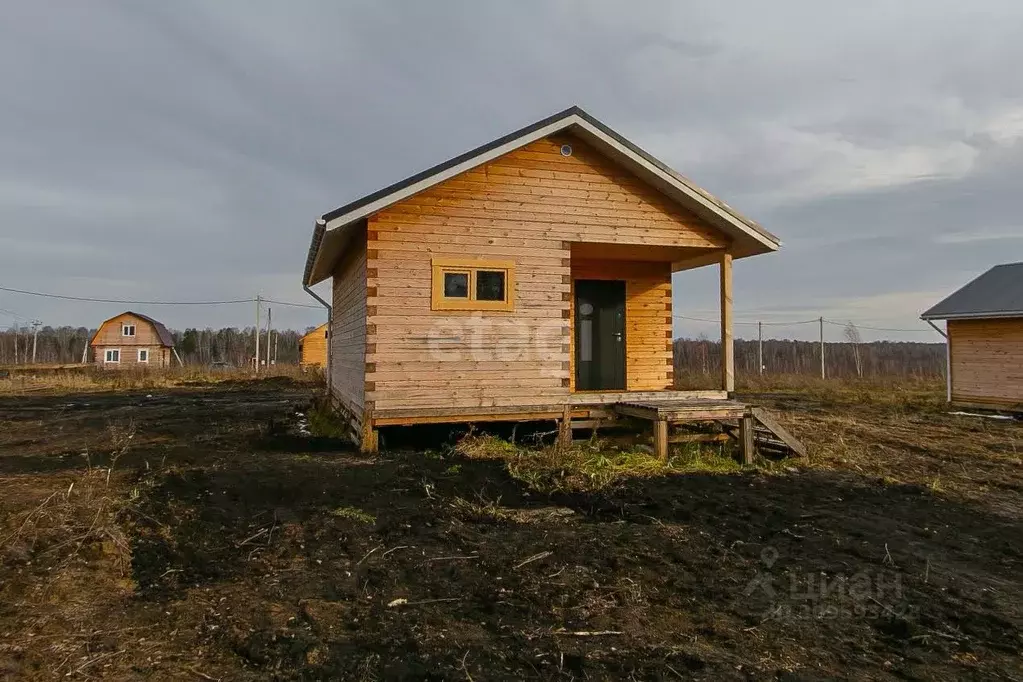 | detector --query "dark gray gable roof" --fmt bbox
[304,105,780,286]
[921,262,1023,320]
[318,106,775,244]
[131,312,175,347]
